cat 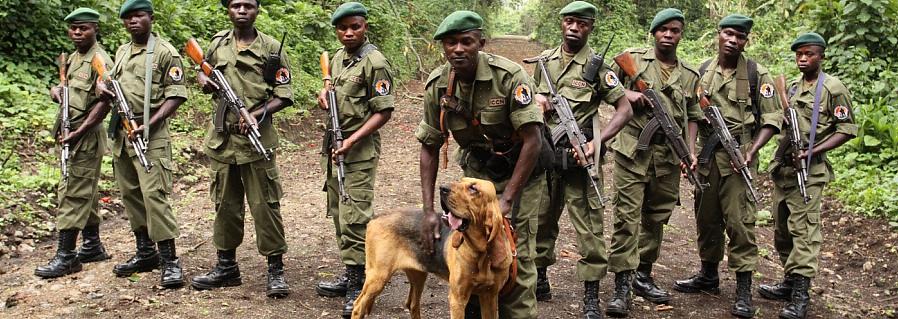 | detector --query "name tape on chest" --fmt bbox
[77,72,89,81]
[347,75,363,84]
[514,84,532,105]
[571,79,588,89]
[760,83,774,98]
[604,71,619,88]
[489,98,505,107]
